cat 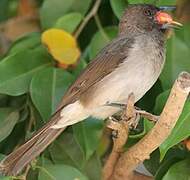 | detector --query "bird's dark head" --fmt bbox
[119,4,182,35]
